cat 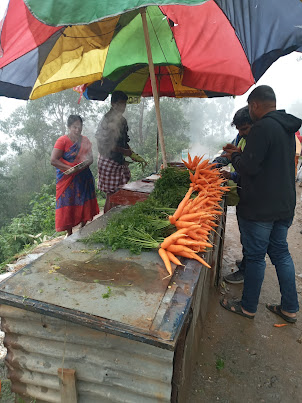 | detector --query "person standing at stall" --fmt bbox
[213,106,252,170]
[220,85,301,322]
[214,106,253,283]
[95,91,147,213]
[51,115,100,236]
[221,107,253,283]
